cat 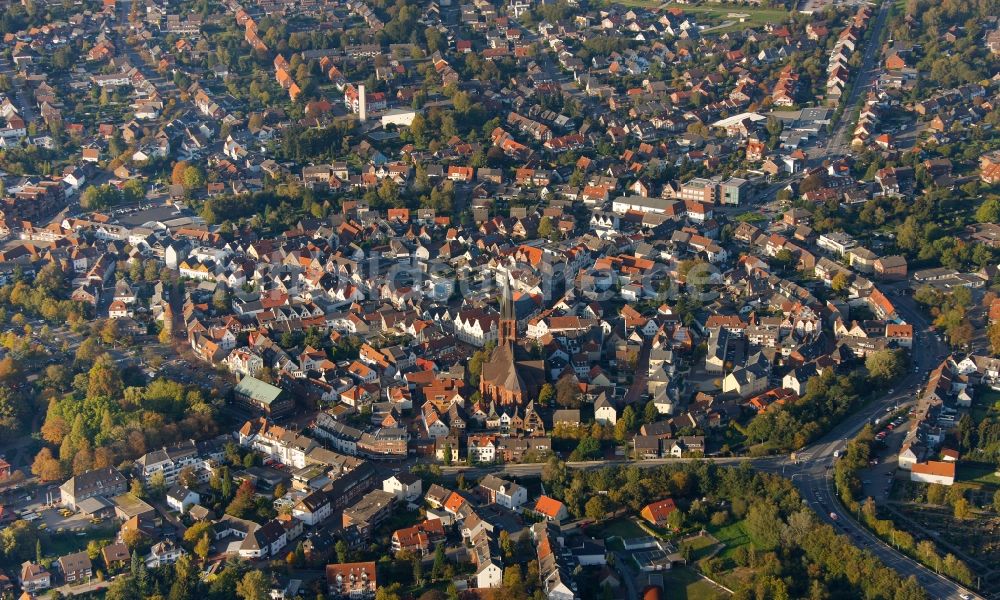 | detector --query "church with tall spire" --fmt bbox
[478,278,546,405]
